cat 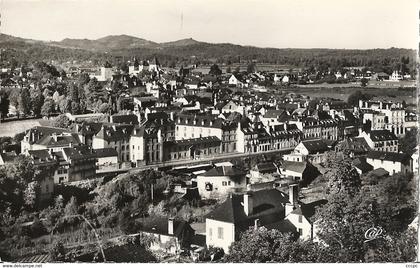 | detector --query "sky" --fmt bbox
[0,0,418,49]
